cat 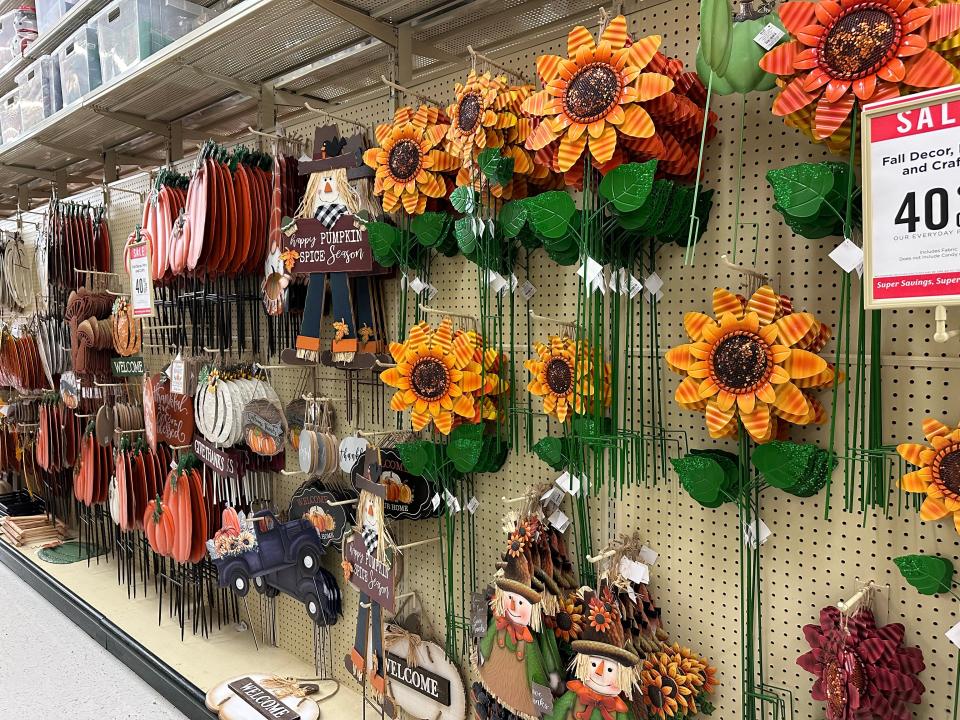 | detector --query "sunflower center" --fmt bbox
[821,6,901,80]
[710,332,771,392]
[410,357,449,400]
[557,613,573,631]
[458,93,482,132]
[824,660,847,715]
[388,139,422,180]
[936,448,960,495]
[564,63,621,122]
[545,357,573,395]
